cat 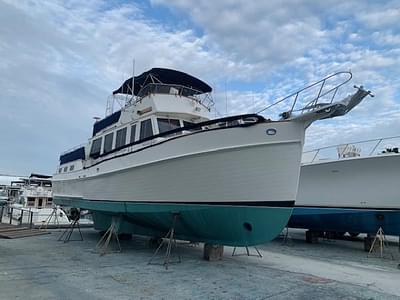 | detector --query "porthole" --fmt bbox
[266,128,277,136]
[243,222,253,231]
